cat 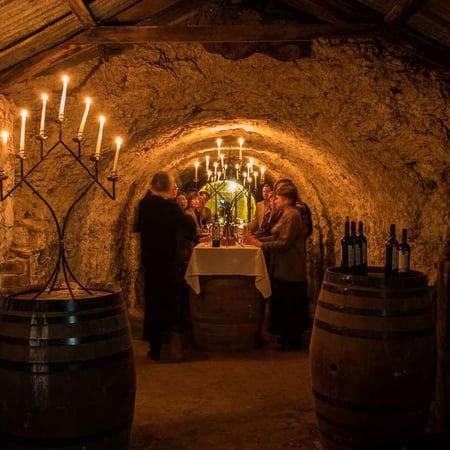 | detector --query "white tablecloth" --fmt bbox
[184,243,272,298]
